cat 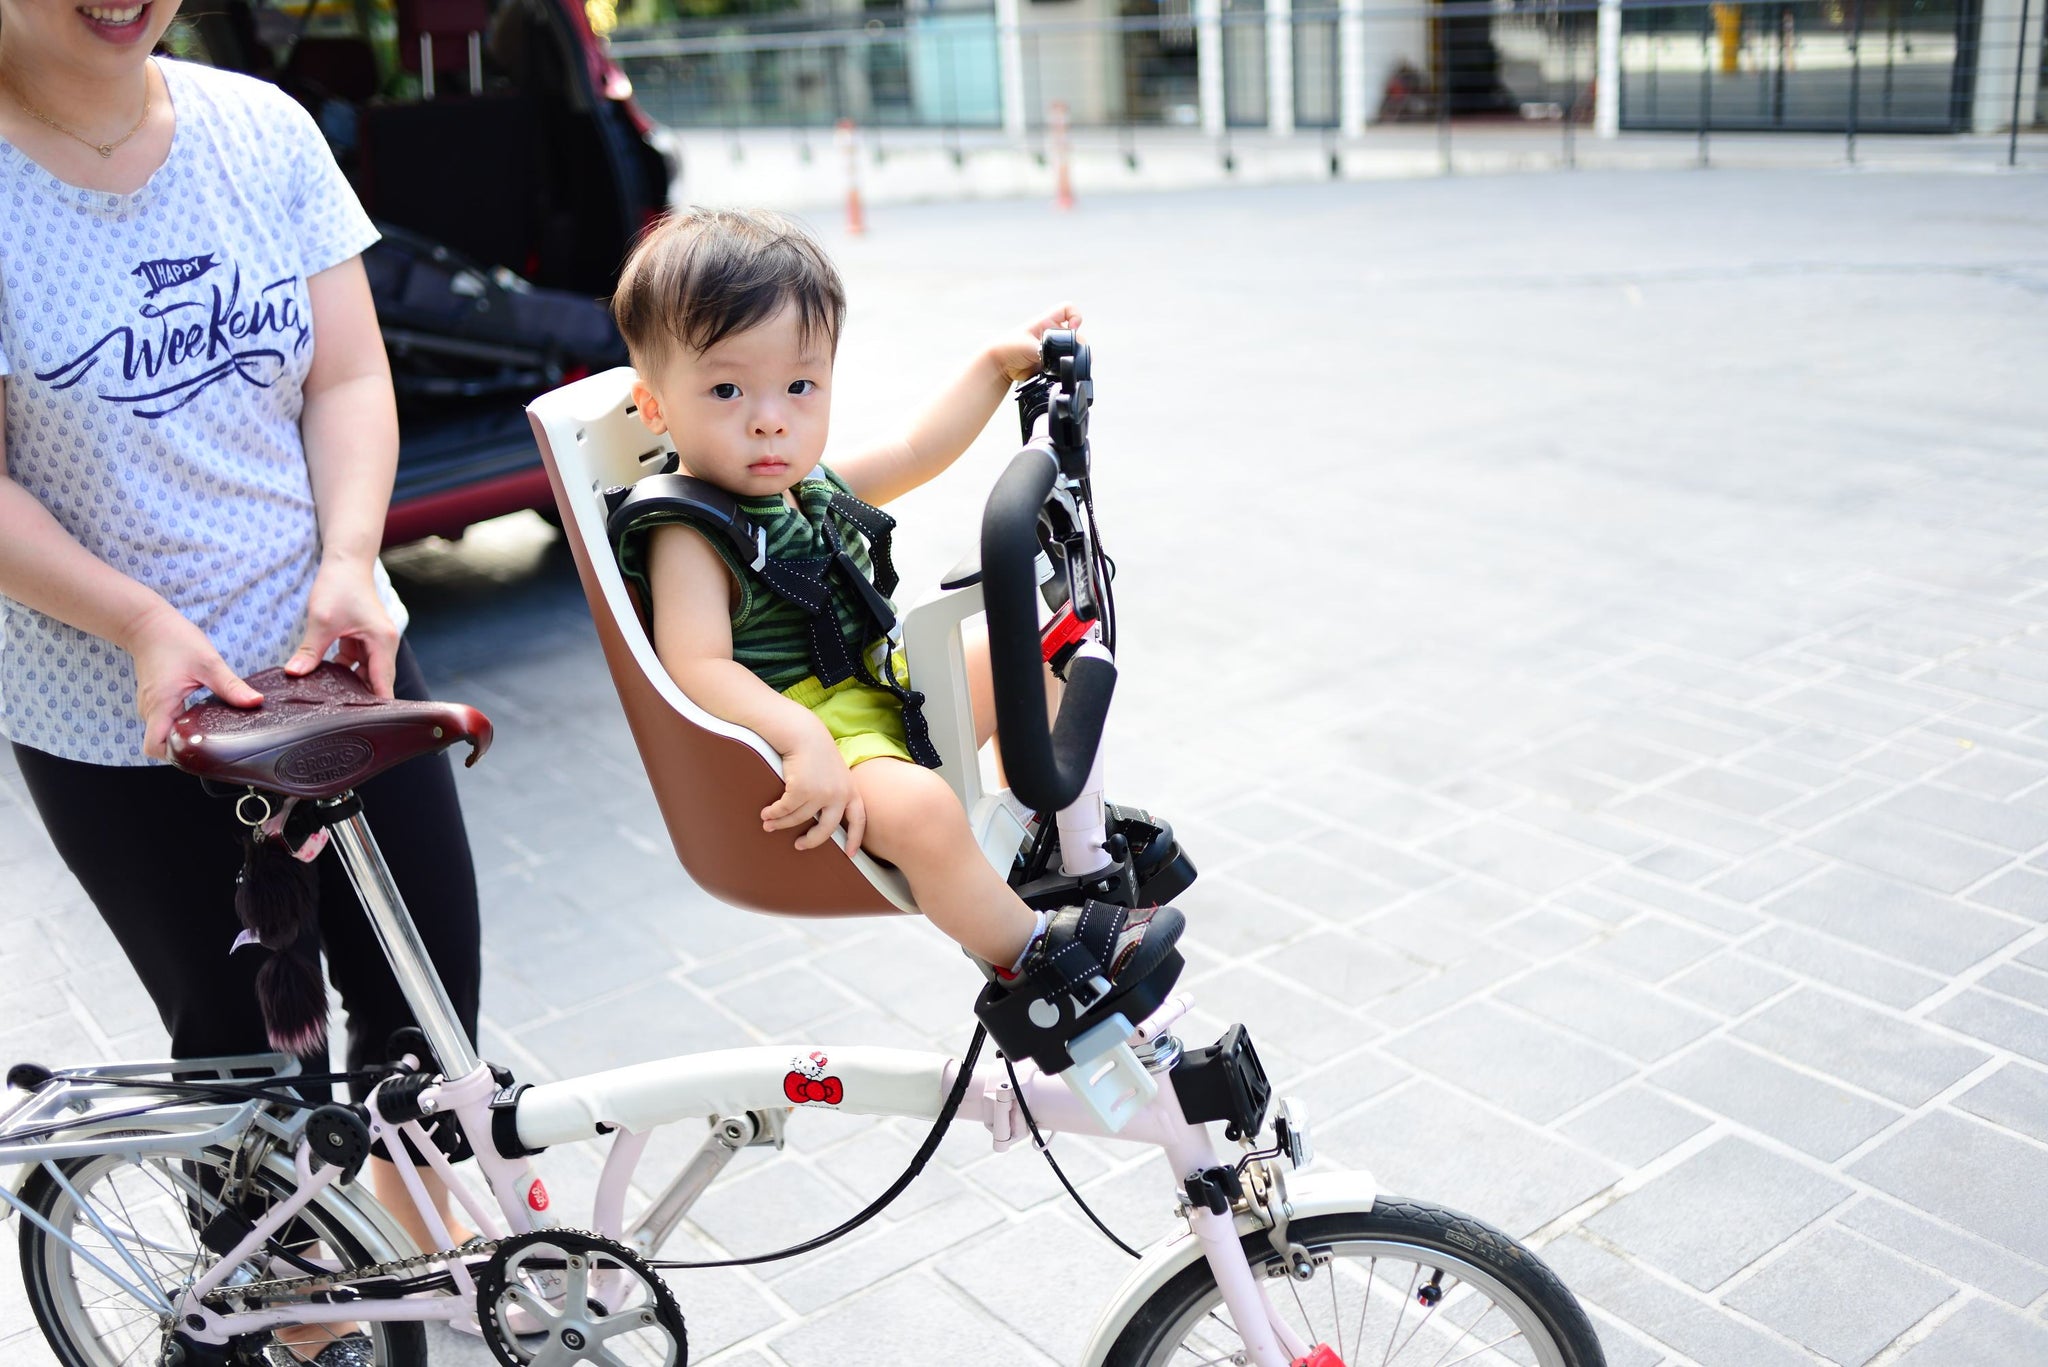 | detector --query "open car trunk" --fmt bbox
[171,0,672,543]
